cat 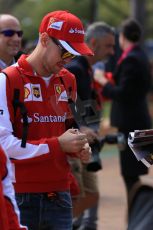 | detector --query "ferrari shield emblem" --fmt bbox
[55,86,62,94]
[54,84,68,103]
